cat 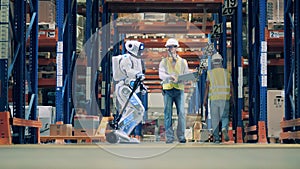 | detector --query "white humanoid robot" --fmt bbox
[107,40,146,143]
